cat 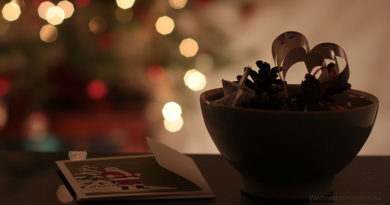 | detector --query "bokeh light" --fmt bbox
[57,0,74,19]
[0,78,10,96]
[168,0,187,9]
[38,1,54,20]
[116,0,135,10]
[46,6,65,25]
[162,102,182,121]
[39,24,58,43]
[164,116,183,132]
[87,80,107,100]
[1,2,21,22]
[89,16,107,34]
[155,16,175,35]
[179,38,199,57]
[184,69,207,91]
[25,111,49,142]
[115,7,133,23]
